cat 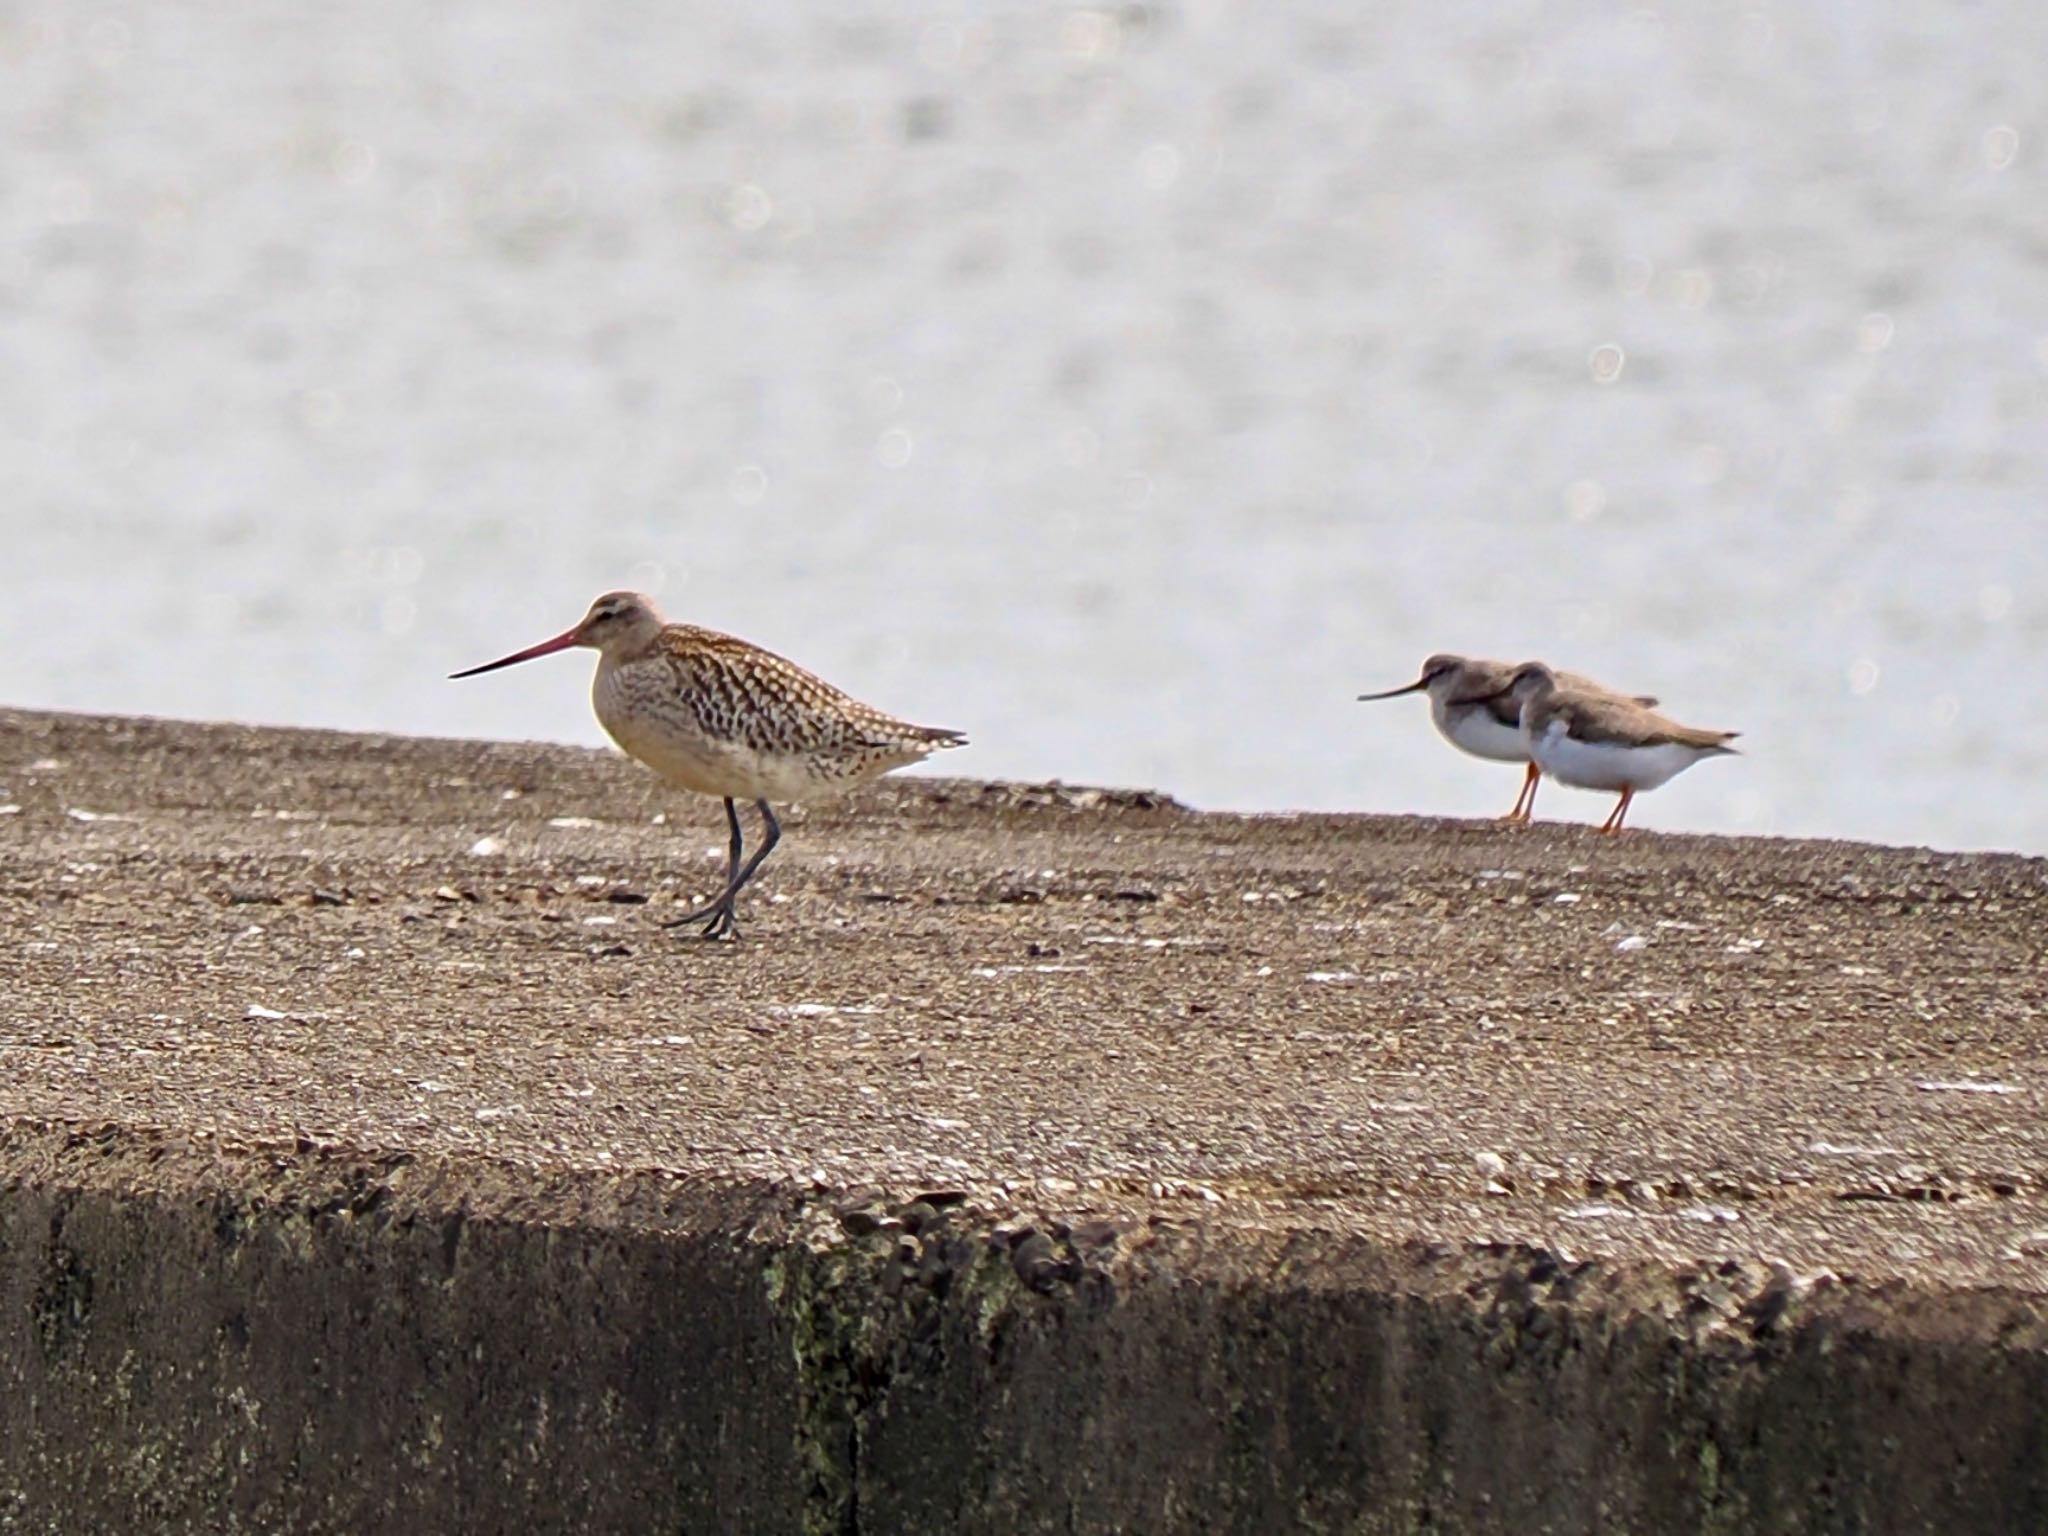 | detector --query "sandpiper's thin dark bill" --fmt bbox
[1356,678,1428,700]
